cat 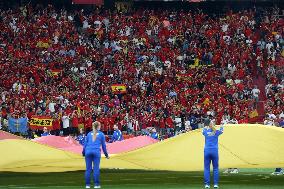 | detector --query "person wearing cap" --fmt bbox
[203,119,224,189]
